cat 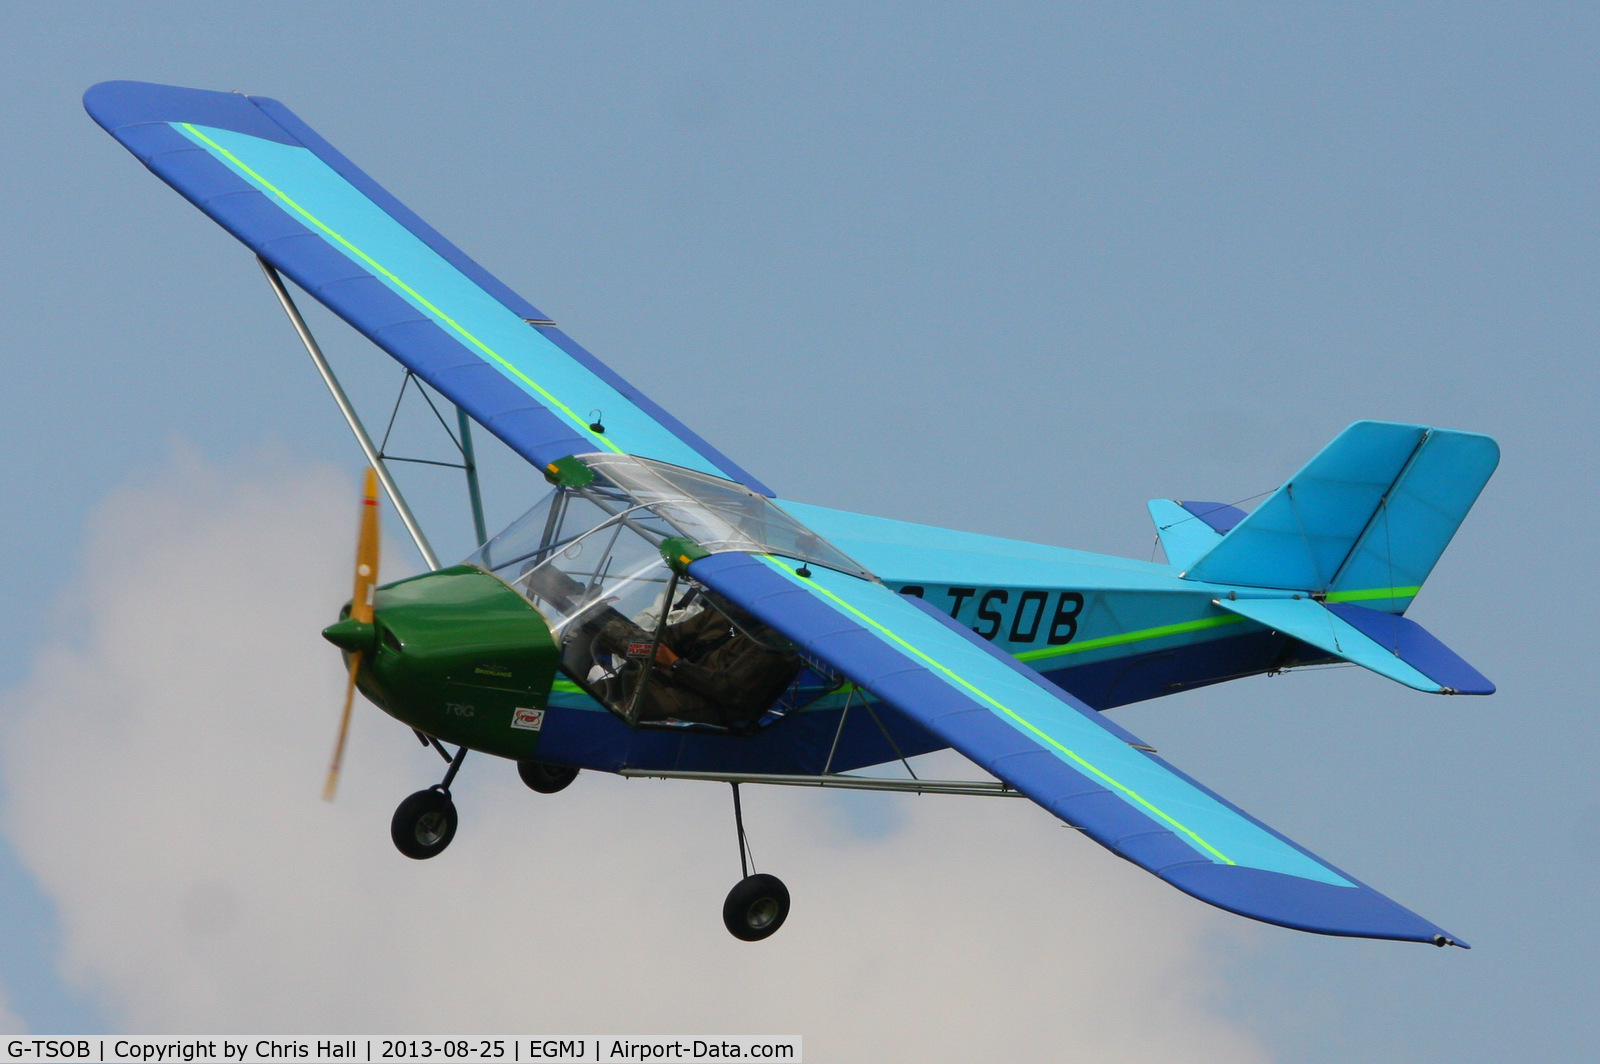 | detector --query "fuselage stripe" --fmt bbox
[1004,585,1419,664]
[1016,613,1245,663]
